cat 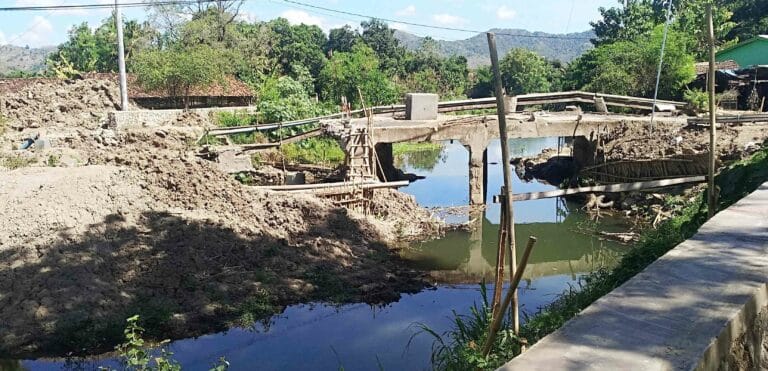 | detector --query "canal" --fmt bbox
[13,138,630,371]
